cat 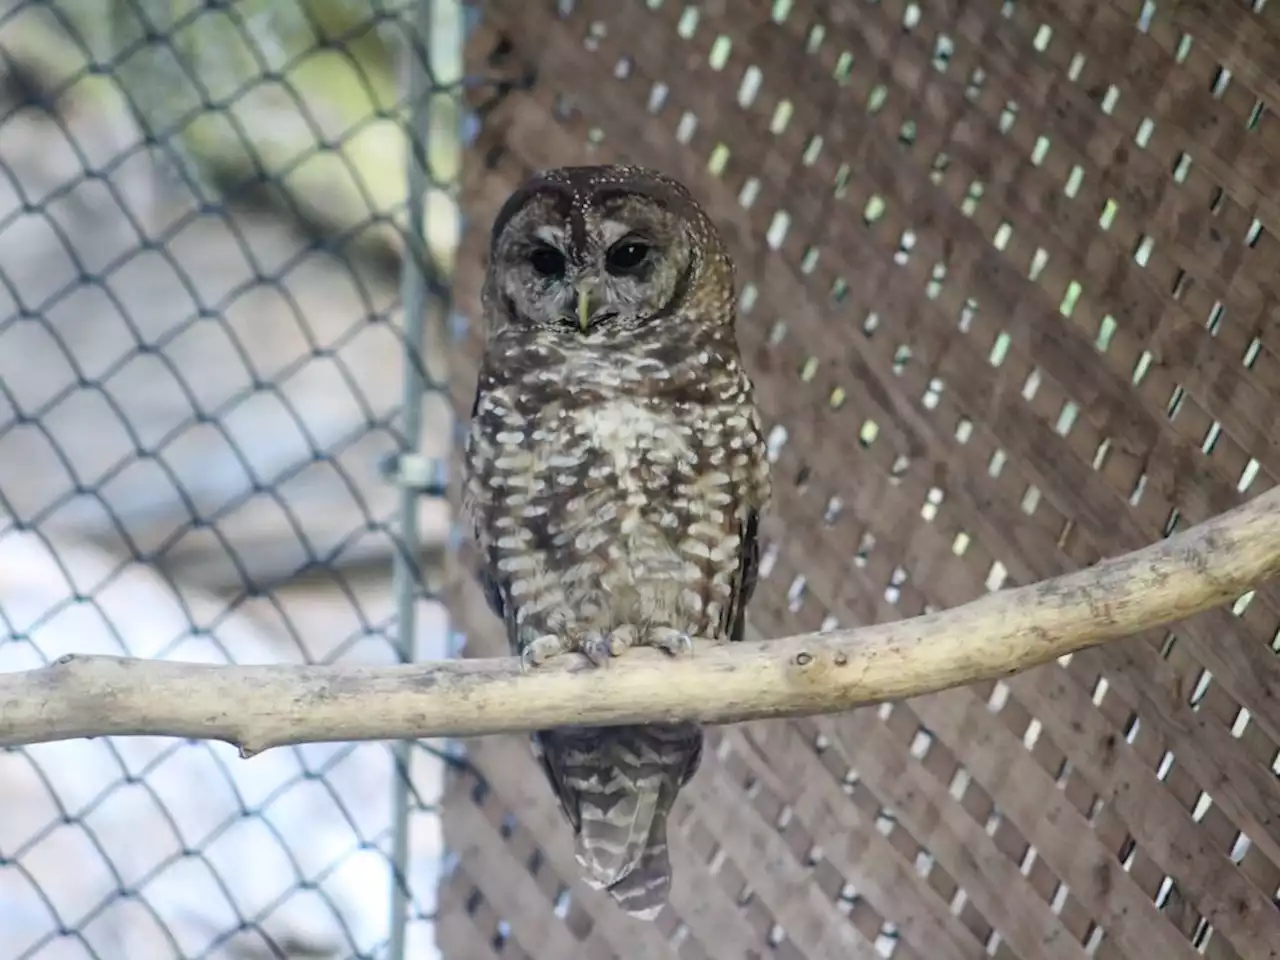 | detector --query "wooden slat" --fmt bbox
[446,796,585,958]
[443,2,1280,956]
[682,750,881,960]
[727,720,990,960]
